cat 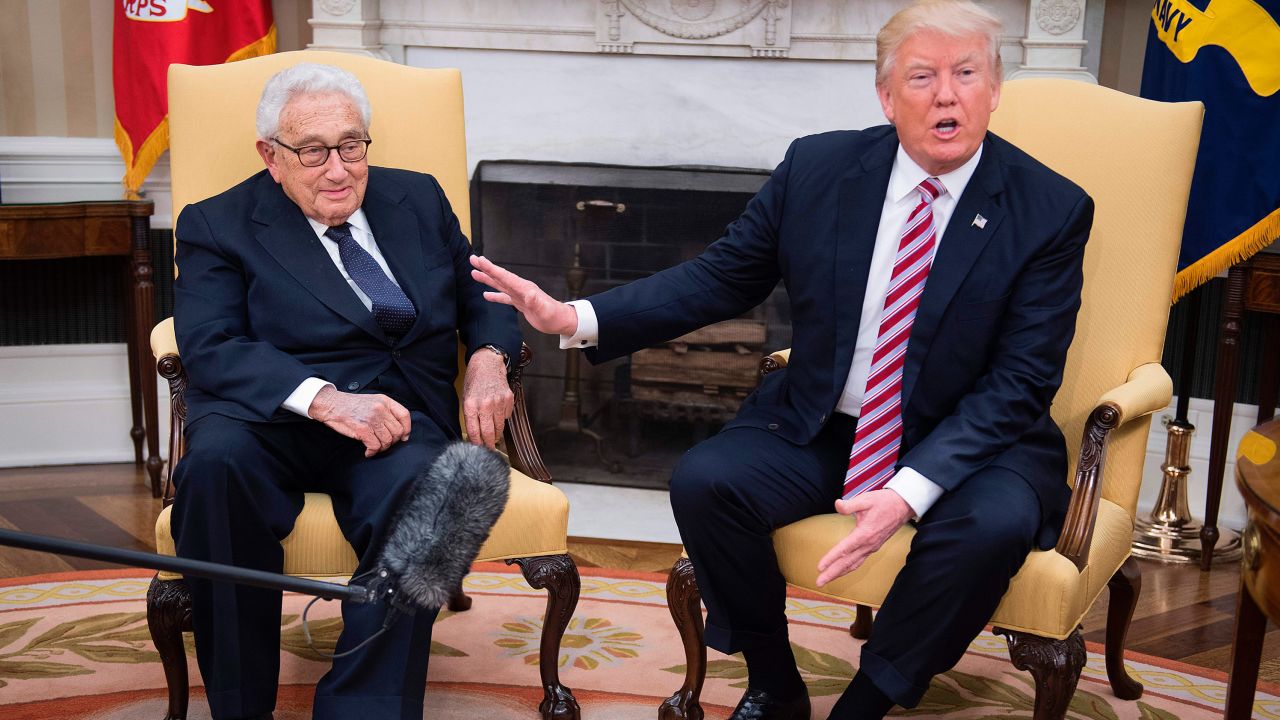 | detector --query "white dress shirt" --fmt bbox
[281,209,403,417]
[559,144,984,518]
